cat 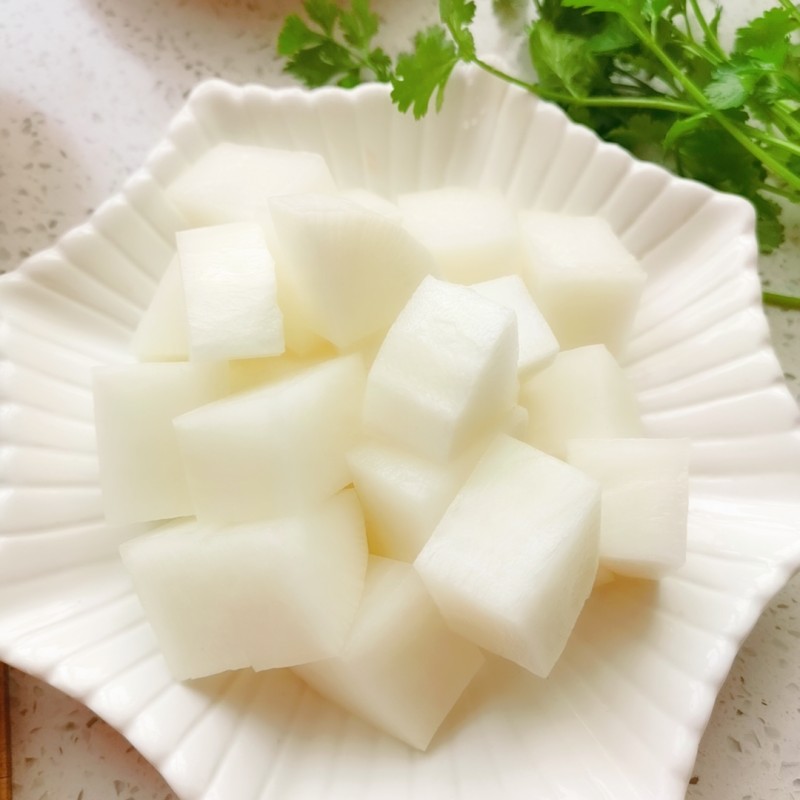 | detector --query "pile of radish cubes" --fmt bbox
[94,143,690,752]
